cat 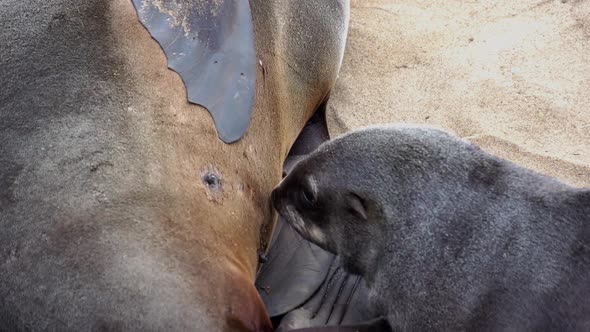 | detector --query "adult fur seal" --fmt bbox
[0,0,348,330]
[271,124,590,331]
